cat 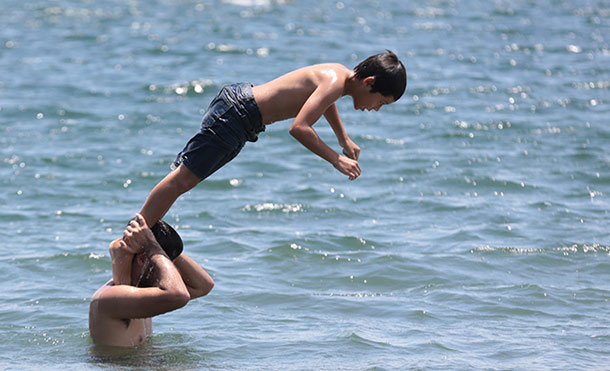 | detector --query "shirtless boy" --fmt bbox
[89,214,214,347]
[139,50,406,227]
